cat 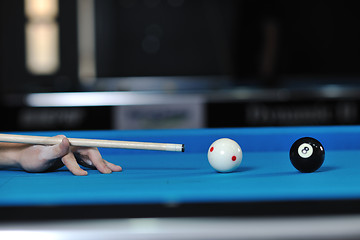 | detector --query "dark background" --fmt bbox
[95,1,360,82]
[1,0,360,130]
[3,0,360,92]
[0,1,78,94]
